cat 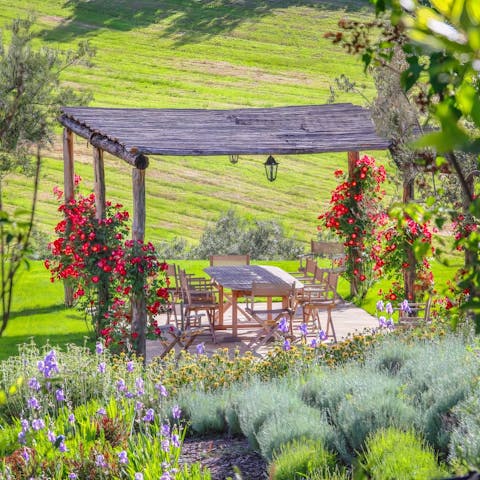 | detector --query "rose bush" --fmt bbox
[45,183,168,347]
